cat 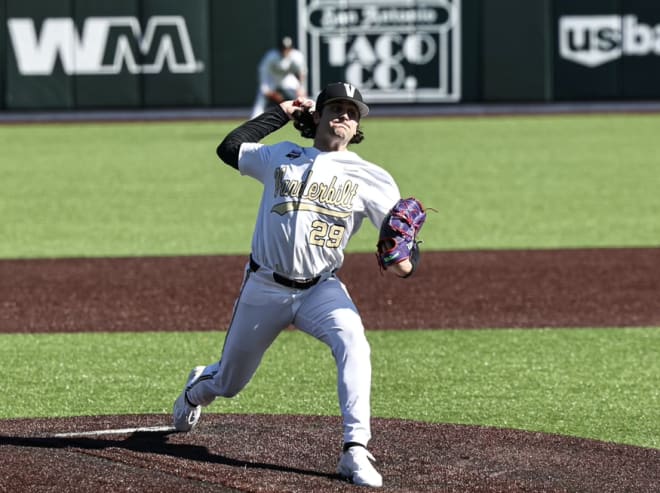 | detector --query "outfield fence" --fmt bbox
[1,0,660,111]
